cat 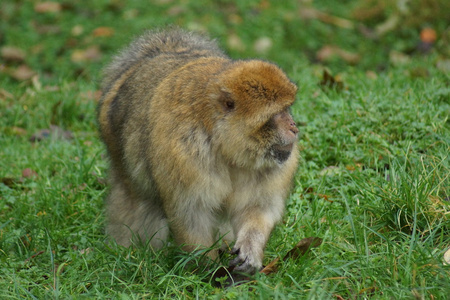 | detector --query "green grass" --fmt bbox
[1,0,449,299]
